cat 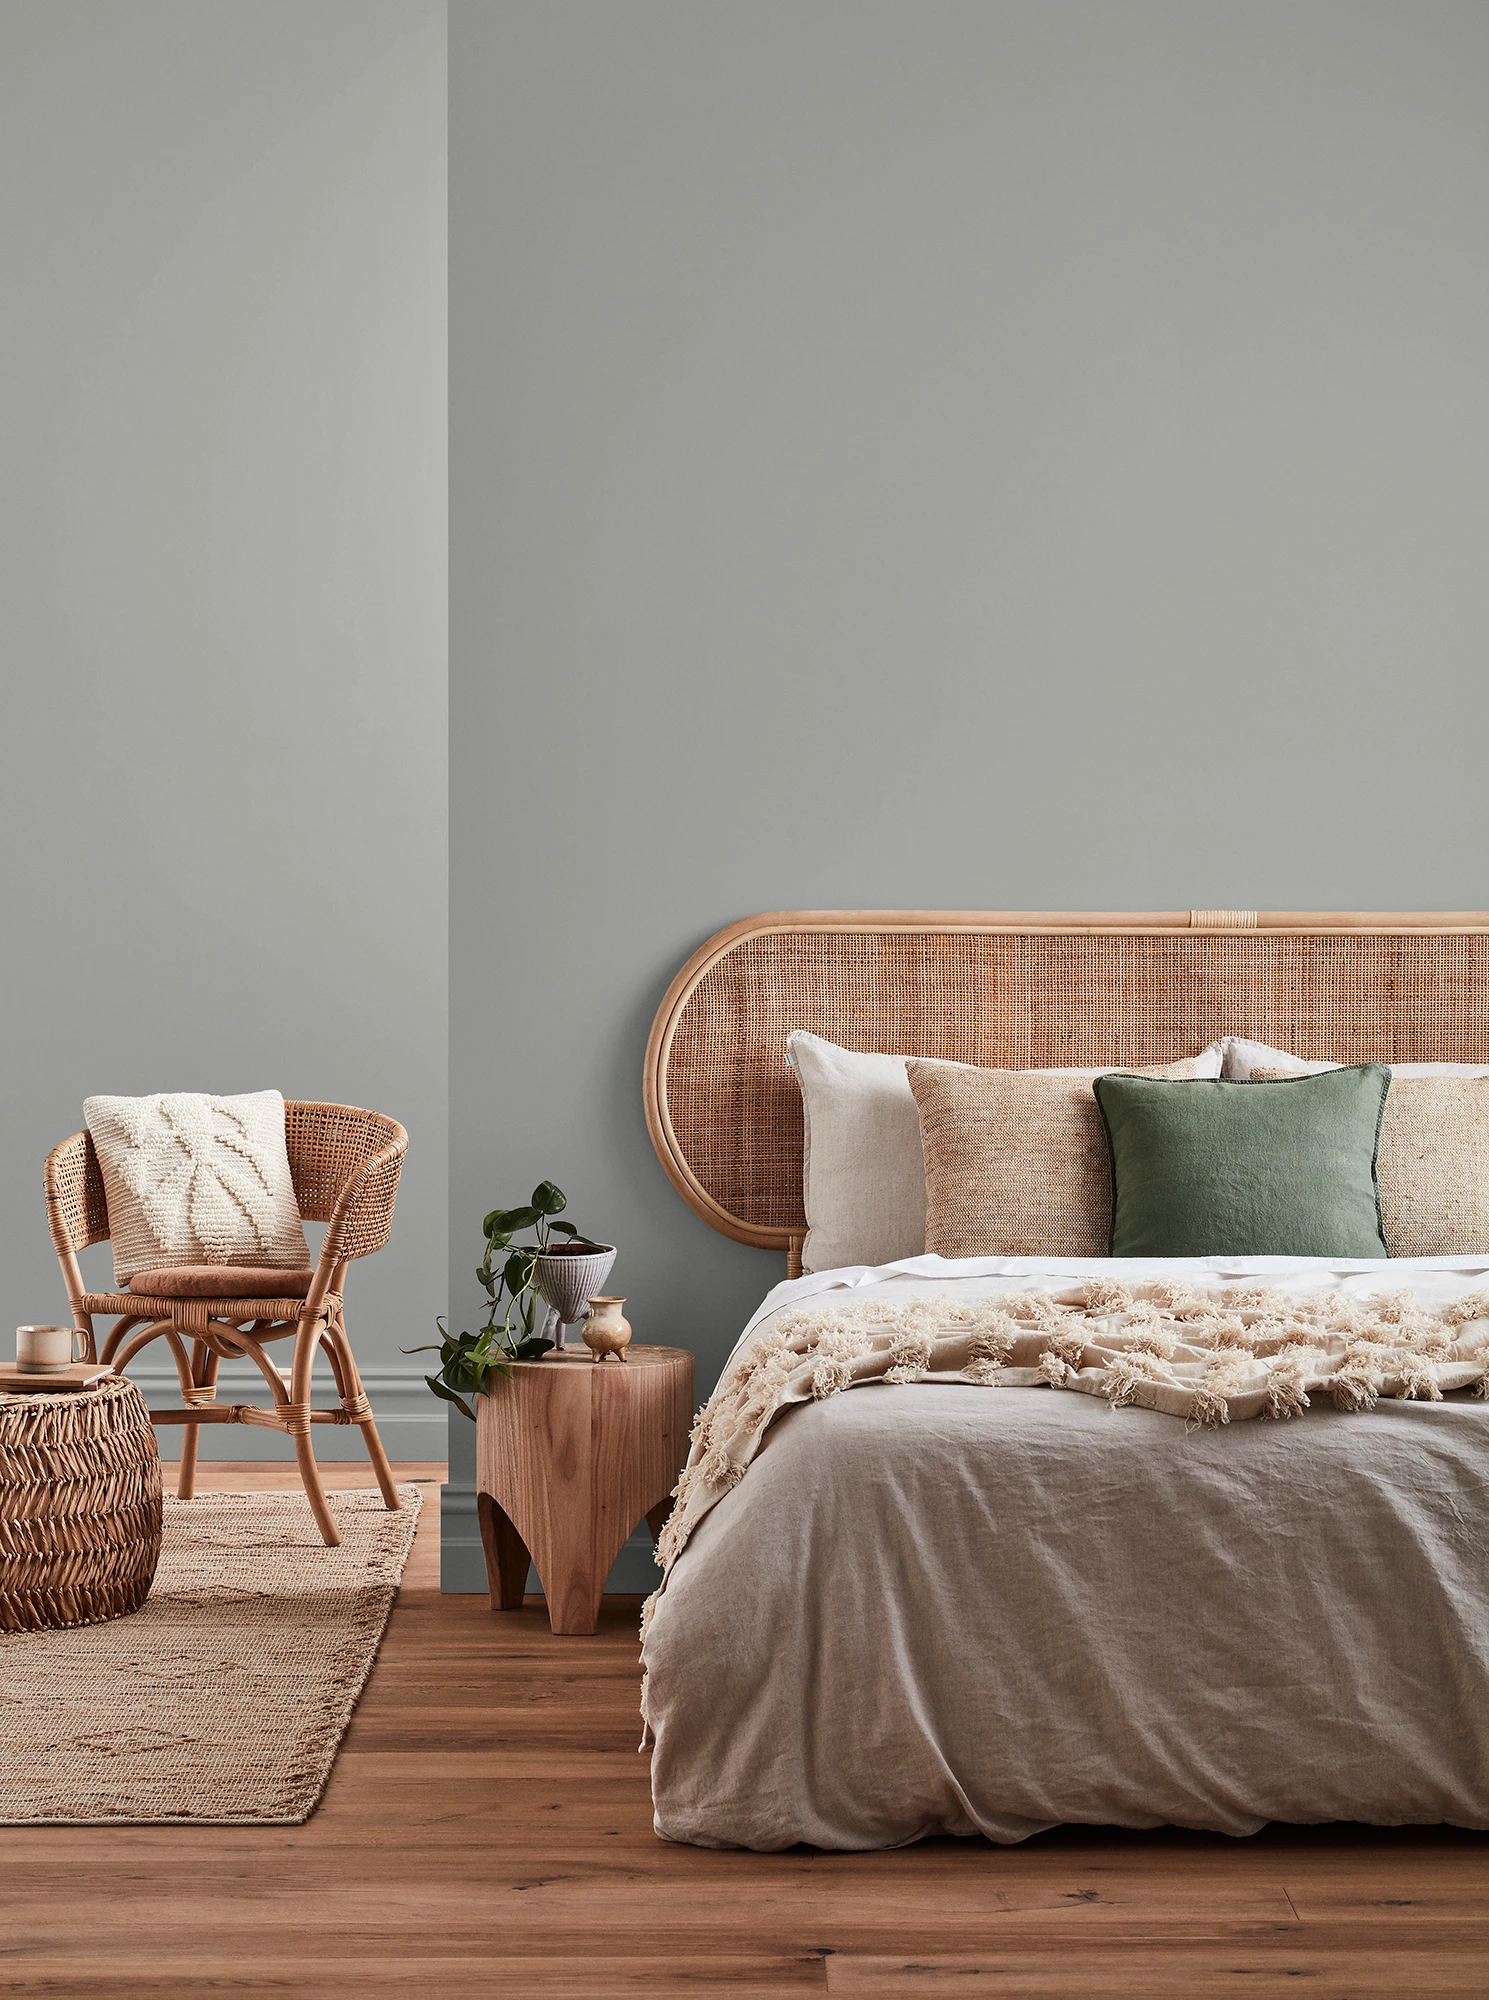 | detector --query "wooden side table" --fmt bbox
[475,1345,694,1636]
